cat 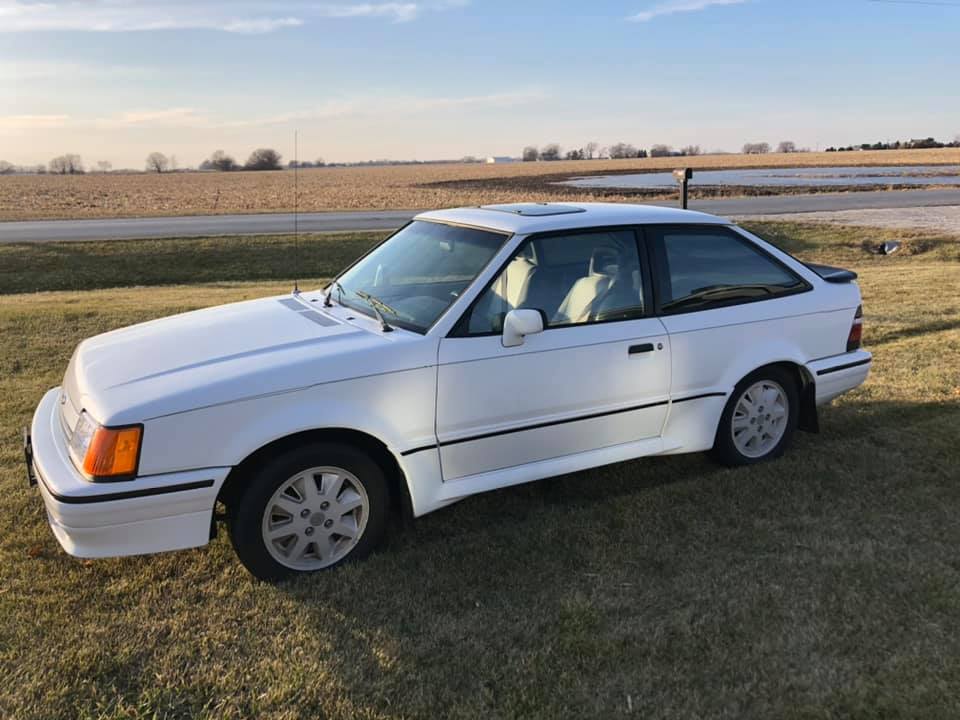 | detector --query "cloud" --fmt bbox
[109,108,208,127]
[0,114,70,129]
[244,90,546,126]
[76,91,538,131]
[0,1,465,33]
[322,3,420,22]
[628,0,747,22]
